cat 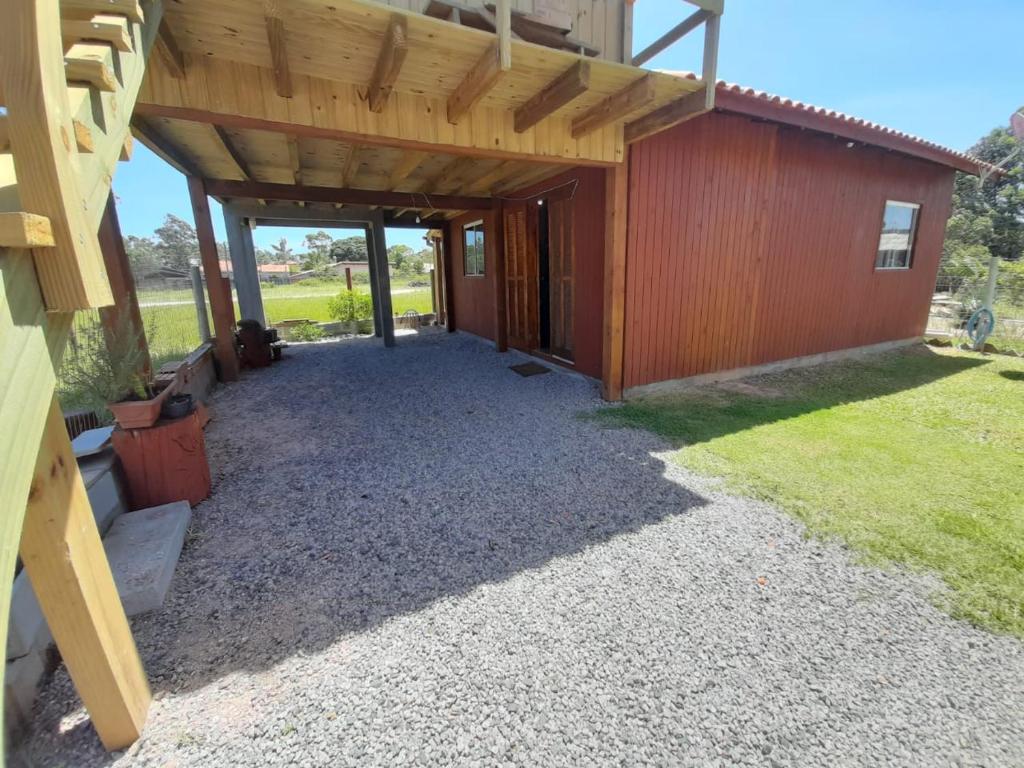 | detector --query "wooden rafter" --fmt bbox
[264,6,292,99]
[341,145,362,187]
[572,74,656,139]
[65,42,118,91]
[367,14,408,113]
[154,18,185,79]
[61,0,143,24]
[513,60,590,134]
[0,213,55,248]
[387,150,427,189]
[447,40,508,125]
[131,116,201,177]
[624,87,709,144]
[463,159,520,194]
[213,125,254,180]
